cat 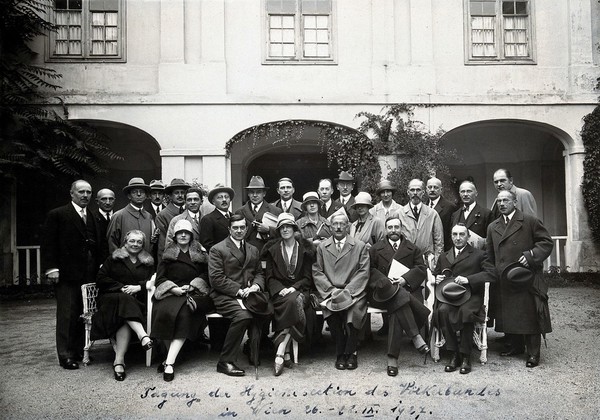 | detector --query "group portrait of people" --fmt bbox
[41,168,553,382]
